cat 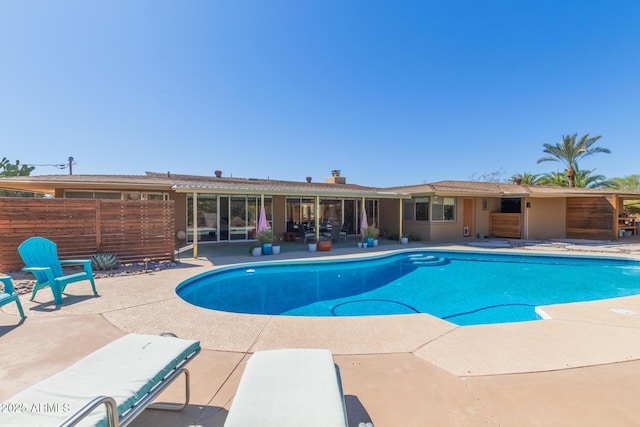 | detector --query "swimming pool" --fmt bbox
[176,250,640,325]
